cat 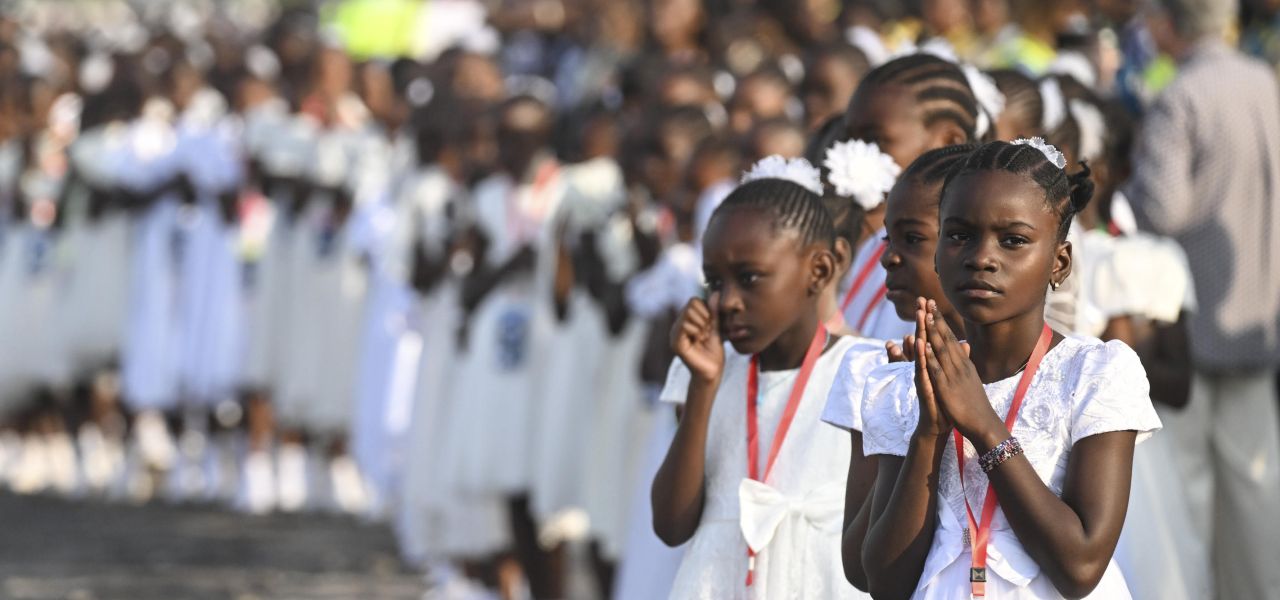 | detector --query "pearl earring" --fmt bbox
[1050,280,1060,291]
